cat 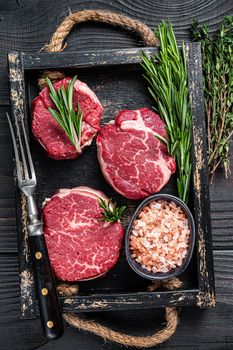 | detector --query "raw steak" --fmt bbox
[43,186,124,281]
[97,108,176,200]
[32,77,103,160]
